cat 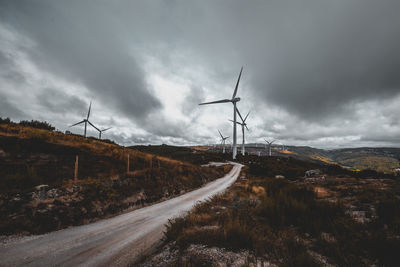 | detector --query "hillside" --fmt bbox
[215,143,400,173]
[131,144,233,165]
[0,122,231,235]
[142,156,400,267]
